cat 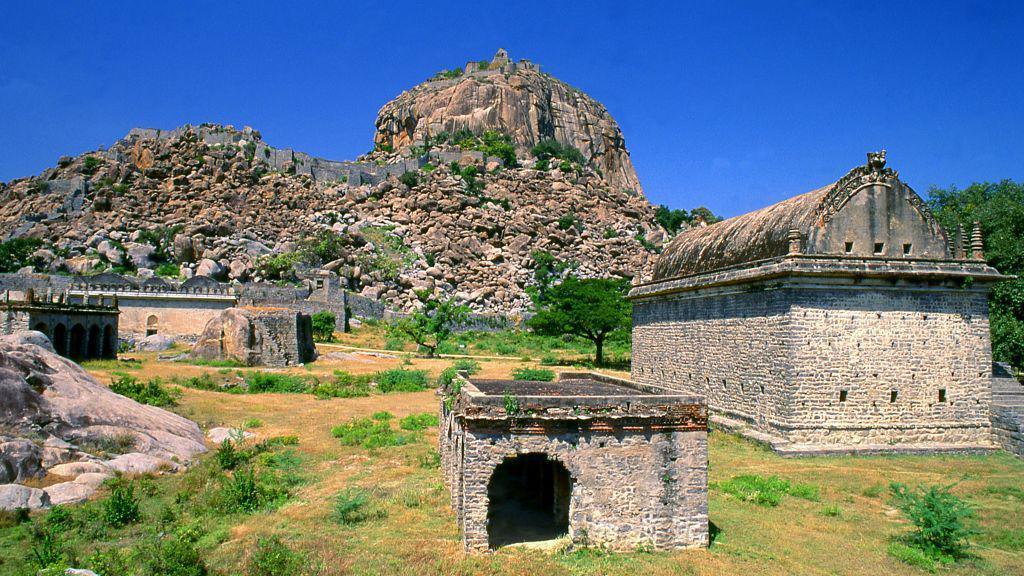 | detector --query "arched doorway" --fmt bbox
[487,453,572,549]
[146,315,159,336]
[53,324,68,356]
[32,322,48,338]
[102,325,117,359]
[69,324,87,360]
[88,325,102,358]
